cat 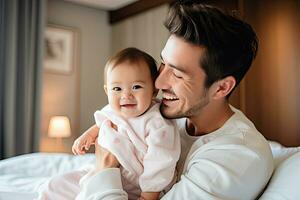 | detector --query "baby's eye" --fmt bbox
[132,85,142,90]
[112,87,121,91]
